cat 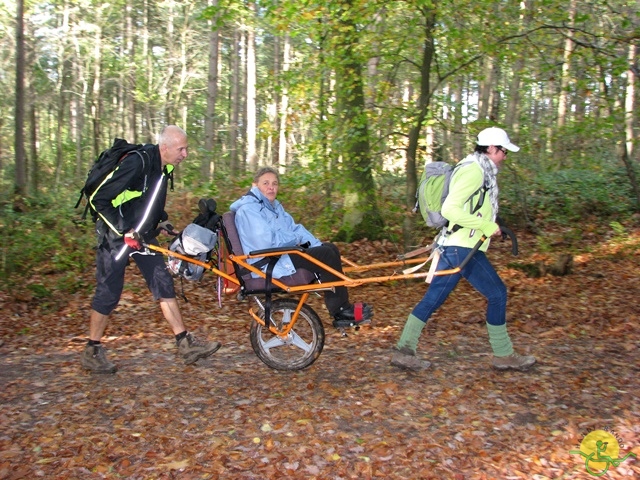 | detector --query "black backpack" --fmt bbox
[75,138,146,221]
